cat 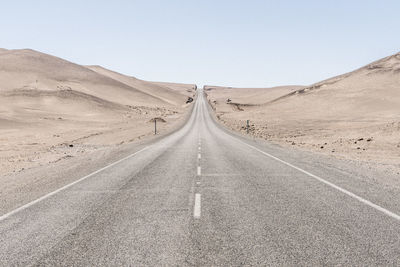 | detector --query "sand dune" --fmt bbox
[267,52,400,119]
[204,85,302,114]
[206,52,400,171]
[0,48,195,176]
[151,81,196,96]
[86,65,195,106]
[0,49,181,107]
